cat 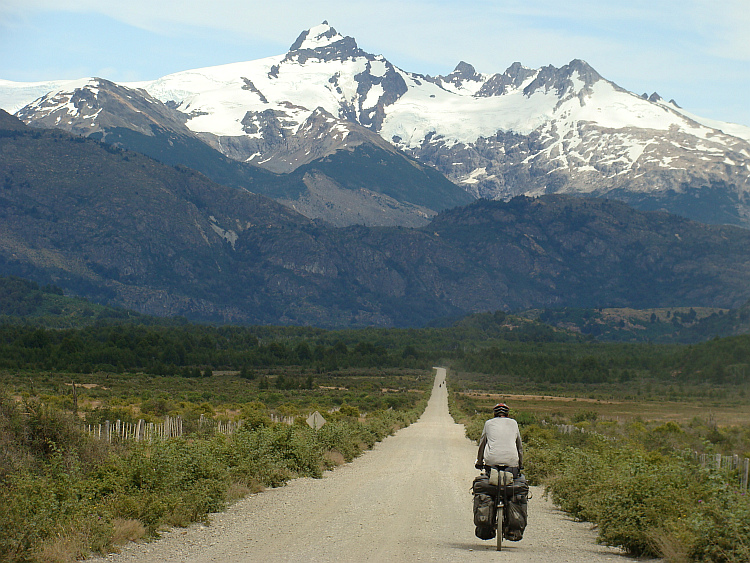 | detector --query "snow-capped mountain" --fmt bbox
[4,22,750,227]
[15,77,191,137]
